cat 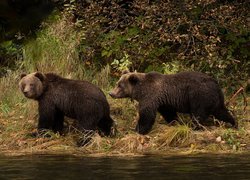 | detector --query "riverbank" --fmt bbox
[0,93,249,157]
